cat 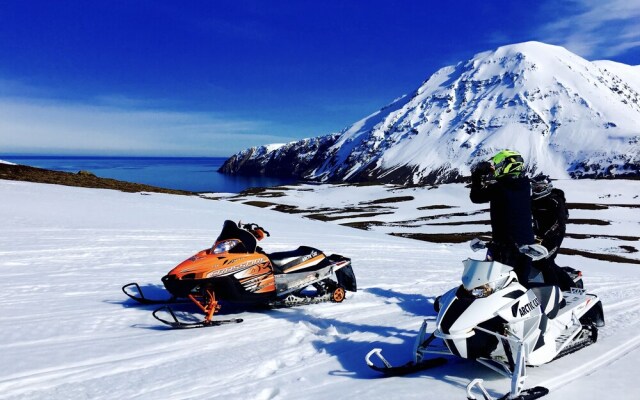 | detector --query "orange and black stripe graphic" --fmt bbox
[283,254,326,273]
